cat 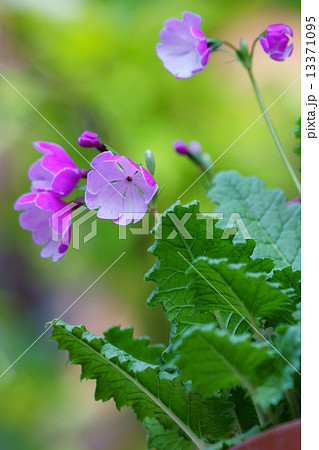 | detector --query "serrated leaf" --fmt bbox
[103,325,164,365]
[187,257,293,328]
[268,267,301,305]
[50,320,234,448]
[255,323,301,410]
[206,425,260,450]
[144,417,197,450]
[208,171,301,270]
[145,201,256,341]
[175,324,274,399]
